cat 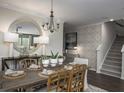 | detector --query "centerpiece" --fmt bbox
[50,51,59,67]
[42,55,50,67]
[58,55,64,65]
